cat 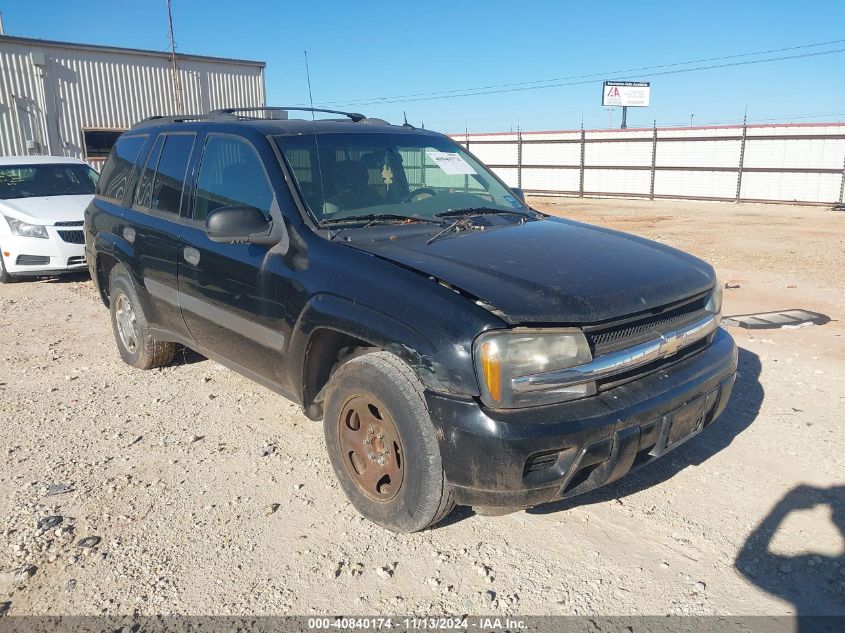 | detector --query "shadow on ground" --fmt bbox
[736,484,845,623]
[28,271,90,284]
[172,346,207,366]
